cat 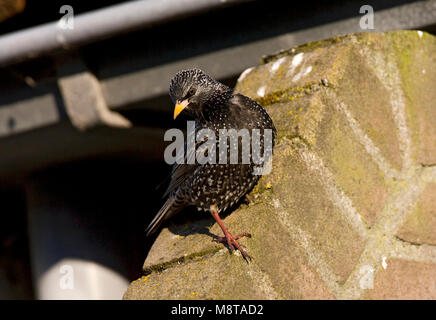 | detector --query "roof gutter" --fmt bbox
[0,0,249,67]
